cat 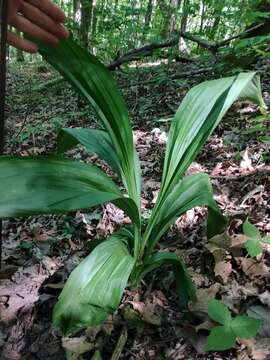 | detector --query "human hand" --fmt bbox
[7,0,69,53]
